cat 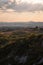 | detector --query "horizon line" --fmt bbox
[0,21,43,23]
